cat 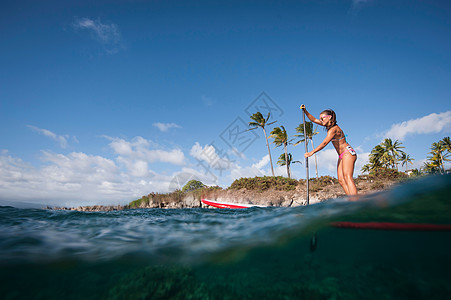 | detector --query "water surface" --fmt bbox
[1,175,450,299]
